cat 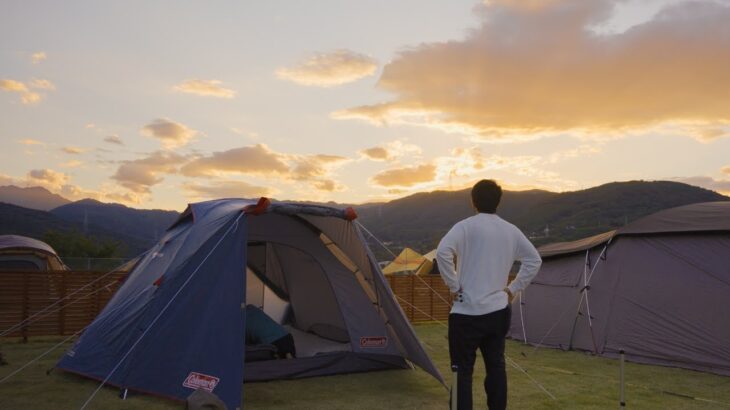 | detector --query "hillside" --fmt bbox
[355,181,729,258]
[0,185,71,211]
[0,203,153,257]
[51,199,179,245]
[2,180,726,262]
